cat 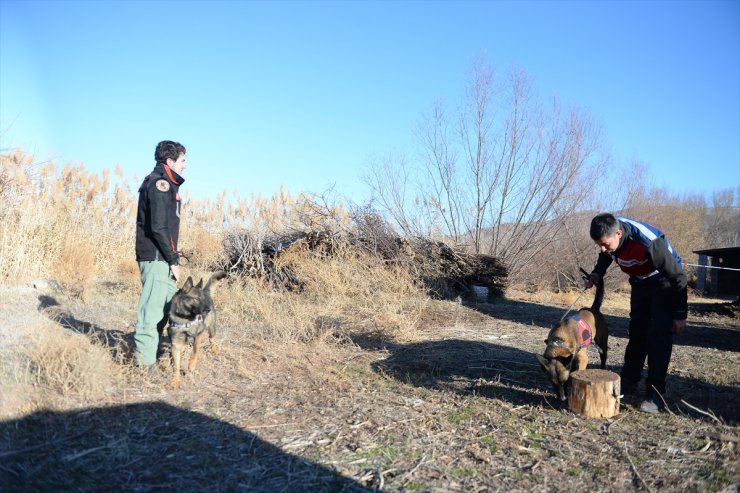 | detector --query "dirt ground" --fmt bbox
[1,283,738,492]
